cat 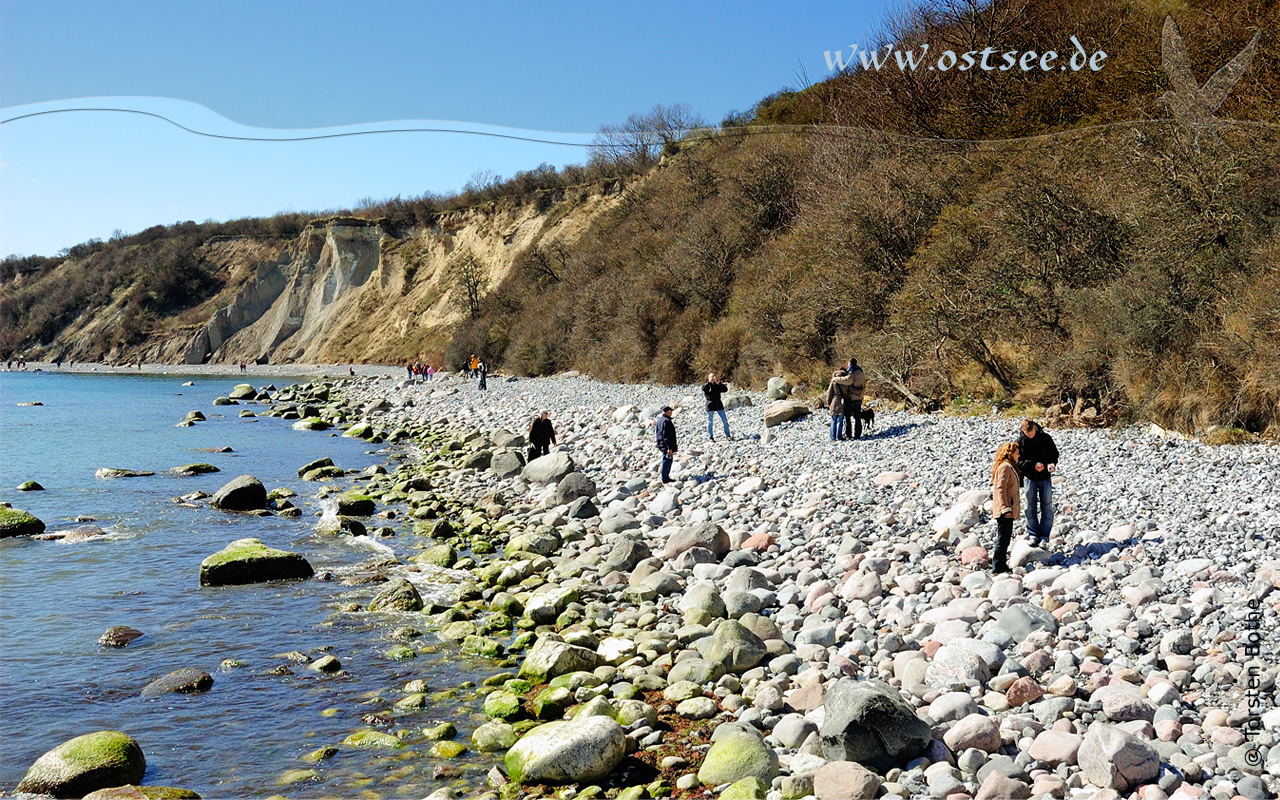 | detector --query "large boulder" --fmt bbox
[697,619,767,673]
[335,492,375,516]
[0,507,46,537]
[368,578,424,612]
[664,522,730,560]
[210,475,267,511]
[819,678,932,772]
[519,636,602,683]
[142,668,213,696]
[765,376,792,399]
[199,538,313,586]
[95,468,155,479]
[814,761,881,800]
[555,472,597,504]
[296,457,334,477]
[763,399,810,427]
[521,452,575,484]
[504,715,625,784]
[601,537,651,573]
[490,450,525,478]
[997,603,1059,643]
[1077,724,1160,792]
[697,727,779,786]
[16,731,146,797]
